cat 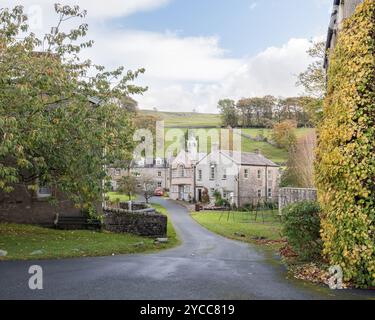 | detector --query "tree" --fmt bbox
[297,40,326,99]
[315,0,375,287]
[0,5,146,211]
[218,99,238,128]
[297,40,326,125]
[118,175,137,201]
[281,131,316,187]
[271,120,297,150]
[137,175,157,203]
